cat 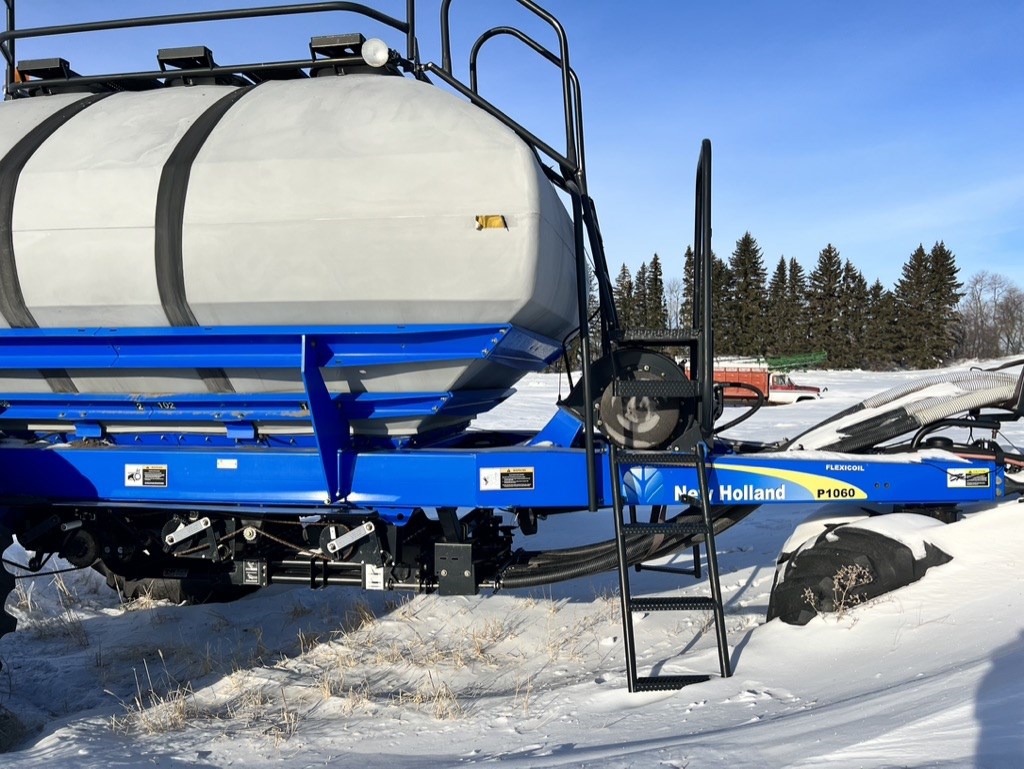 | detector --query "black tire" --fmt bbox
[767,523,952,625]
